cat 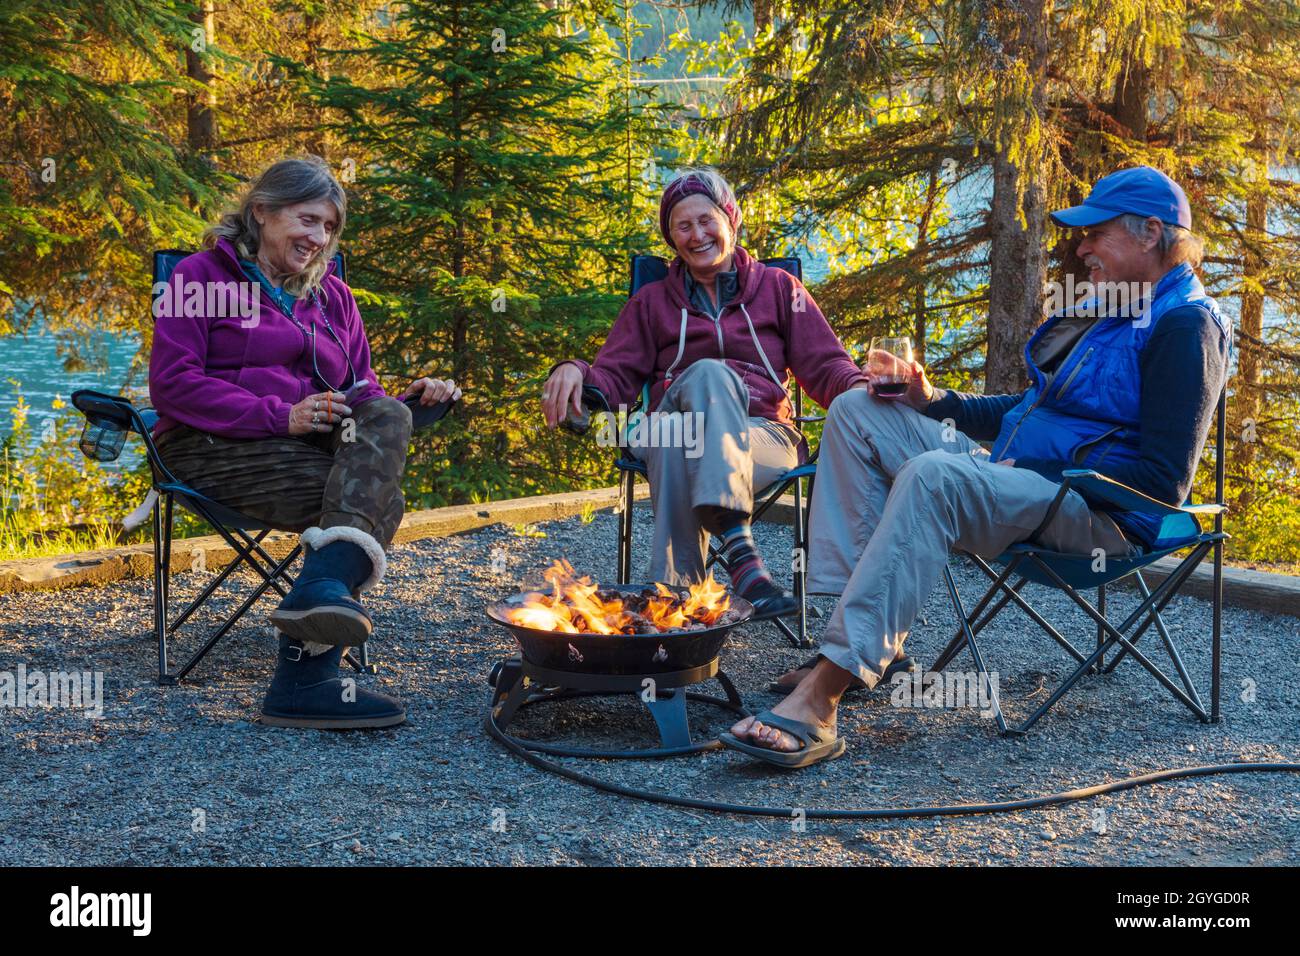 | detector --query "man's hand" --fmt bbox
[288,391,351,436]
[402,376,461,406]
[994,458,1016,467]
[860,351,935,411]
[542,363,584,428]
